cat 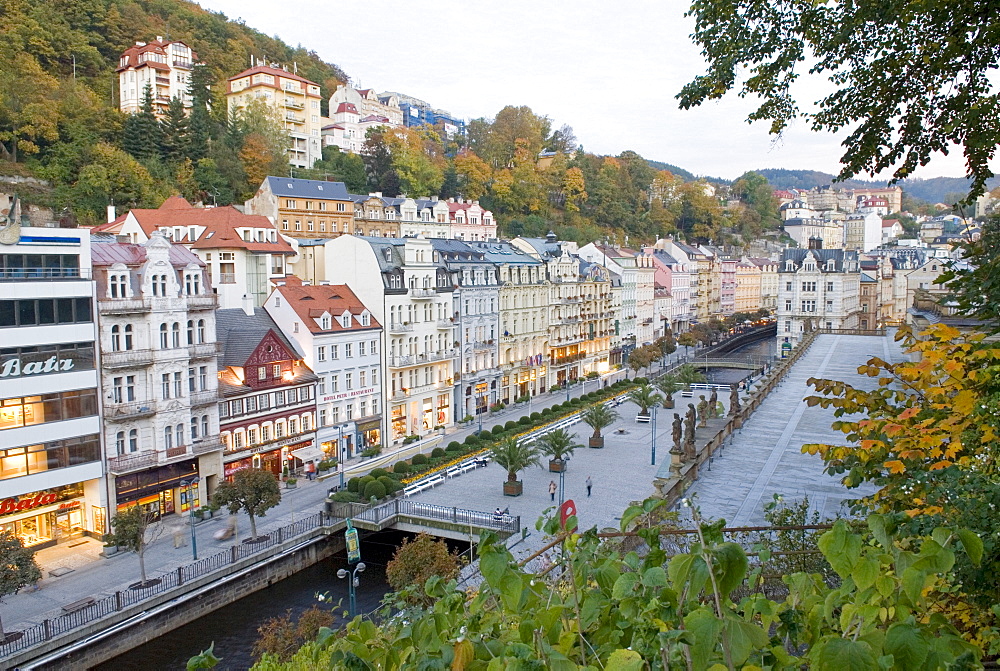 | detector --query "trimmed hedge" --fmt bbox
[359,475,375,489]
[431,447,446,458]
[464,435,480,445]
[446,442,463,453]
[530,412,541,421]
[363,480,386,500]
[518,416,531,425]
[377,476,398,493]
[505,420,518,430]
[411,453,428,465]
[369,468,388,479]
[347,477,362,493]
[393,461,410,474]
